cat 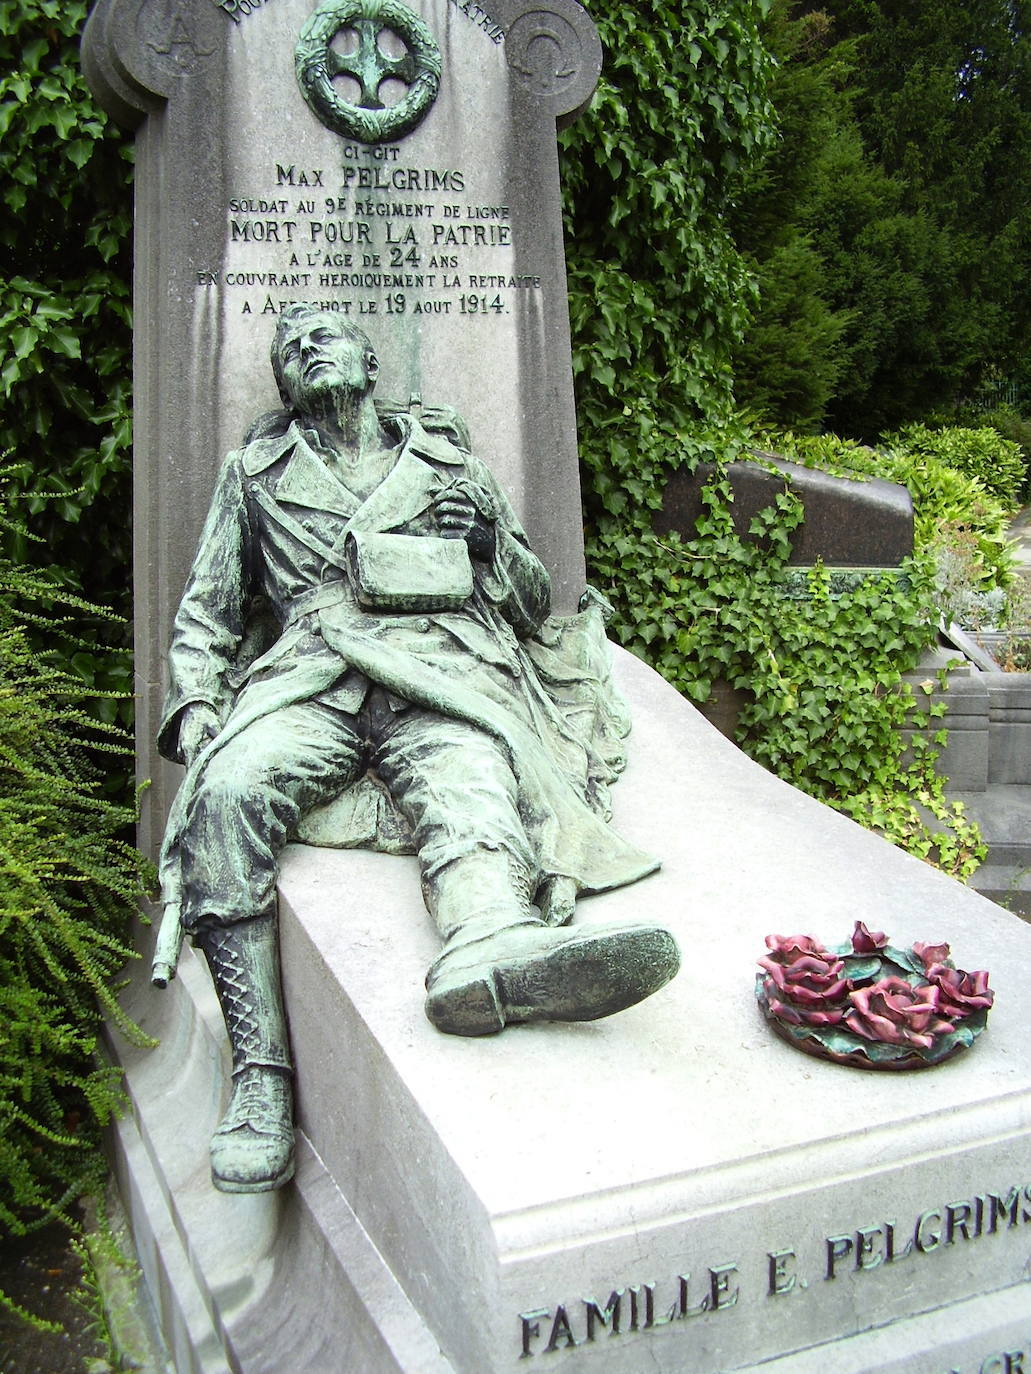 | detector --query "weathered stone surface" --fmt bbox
[104,650,1031,1373]
[929,638,1031,906]
[655,455,914,568]
[952,785,1031,914]
[909,631,1031,902]
[903,647,991,793]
